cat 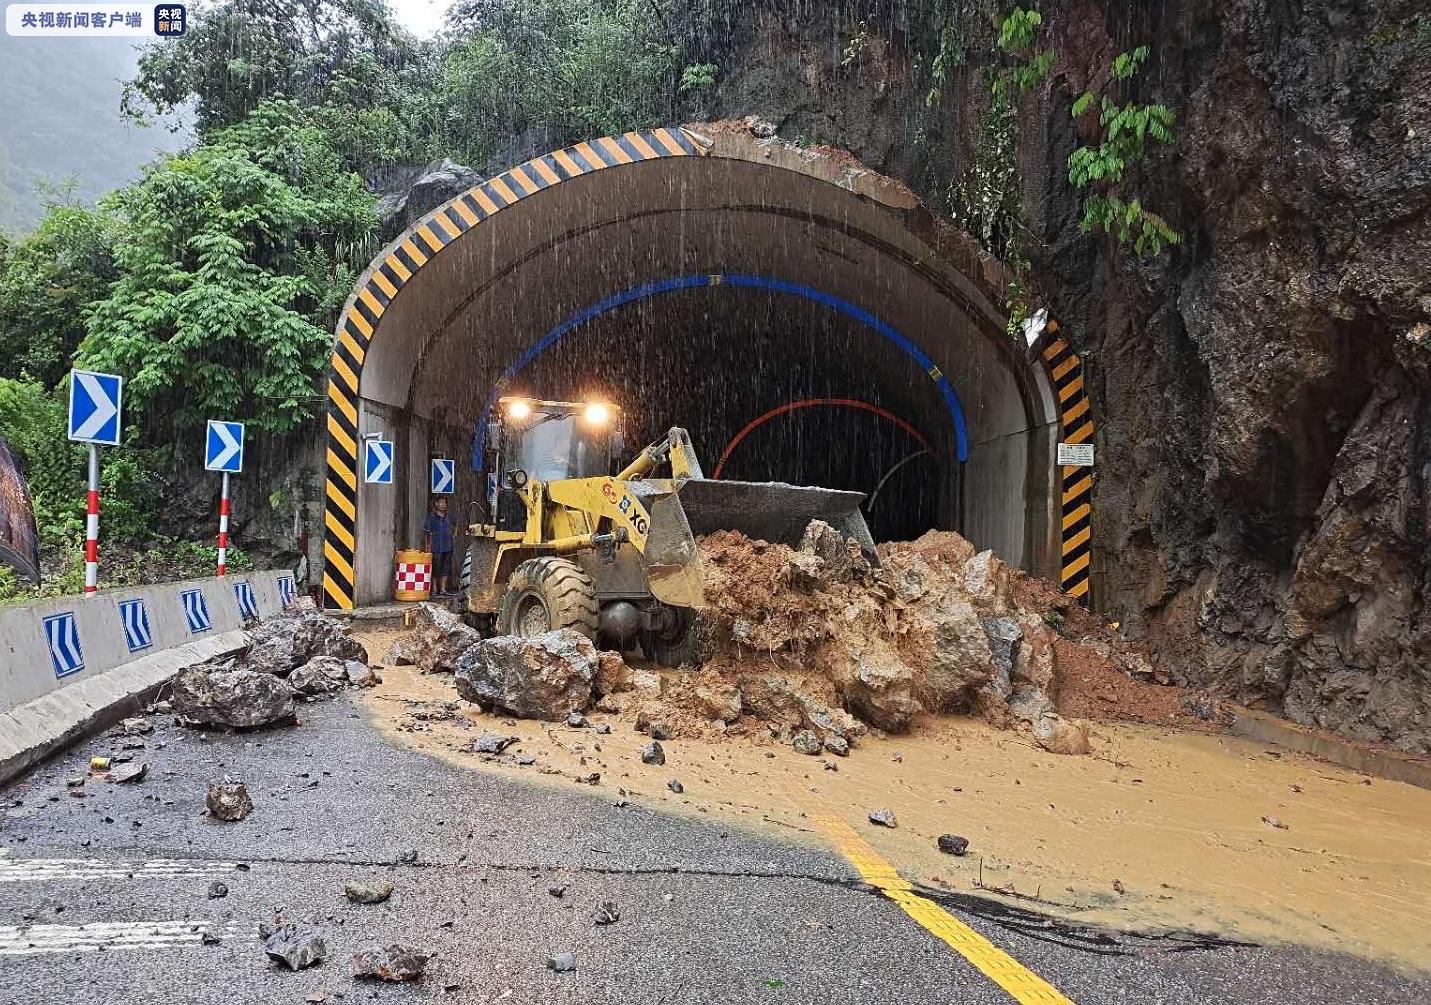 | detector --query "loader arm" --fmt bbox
[616,427,705,481]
